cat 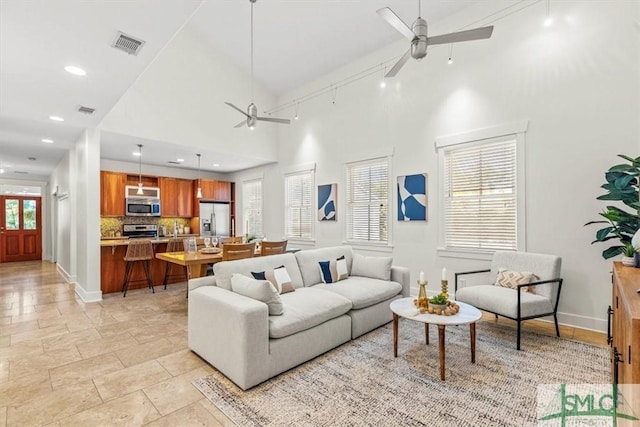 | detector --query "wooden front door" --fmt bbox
[0,196,42,262]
